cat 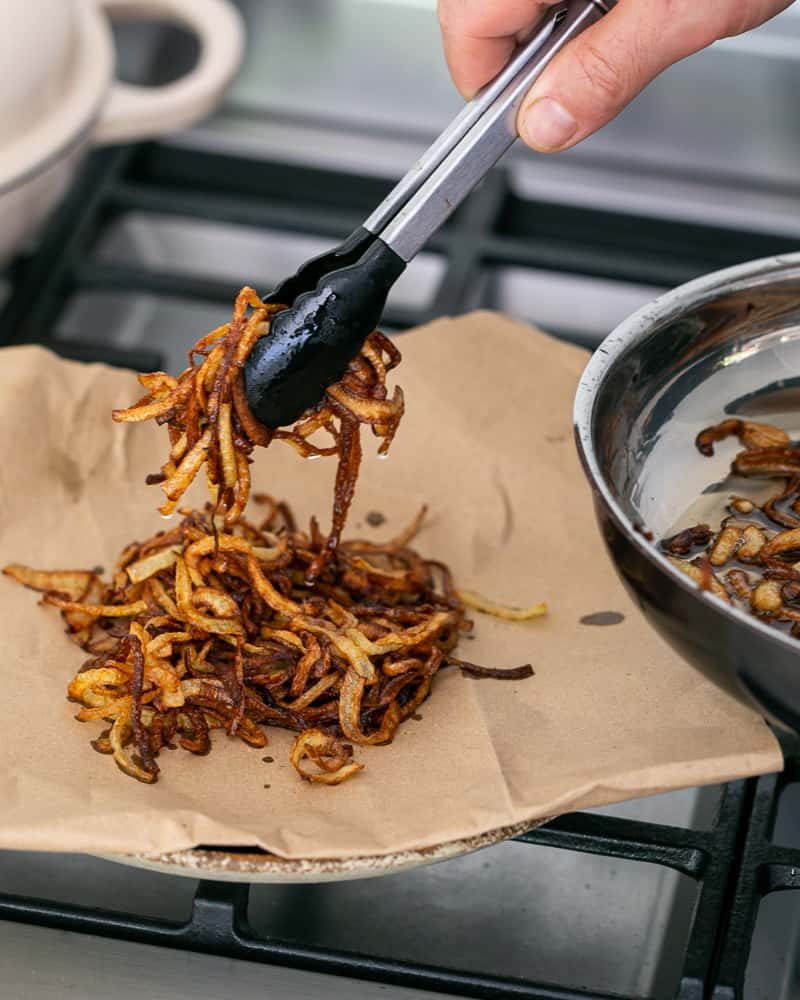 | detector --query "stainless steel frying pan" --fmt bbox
[575,252,800,729]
